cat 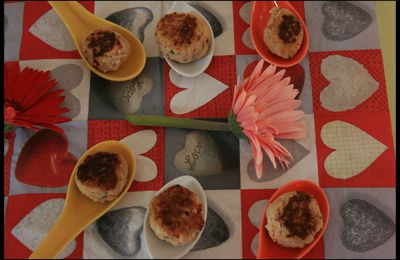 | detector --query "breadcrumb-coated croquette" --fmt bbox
[82,29,130,72]
[155,12,212,63]
[263,7,304,59]
[75,151,128,203]
[266,191,323,248]
[149,184,205,246]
